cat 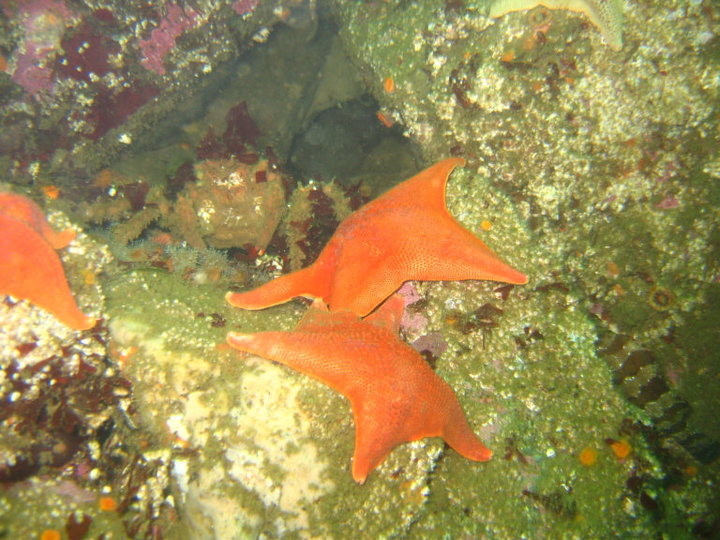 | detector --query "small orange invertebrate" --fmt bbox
[40,529,61,540]
[377,111,394,128]
[116,345,139,369]
[610,439,632,459]
[383,76,395,93]
[82,269,97,285]
[99,495,118,511]
[42,185,60,200]
[579,446,597,466]
[500,50,515,63]
[480,220,493,231]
